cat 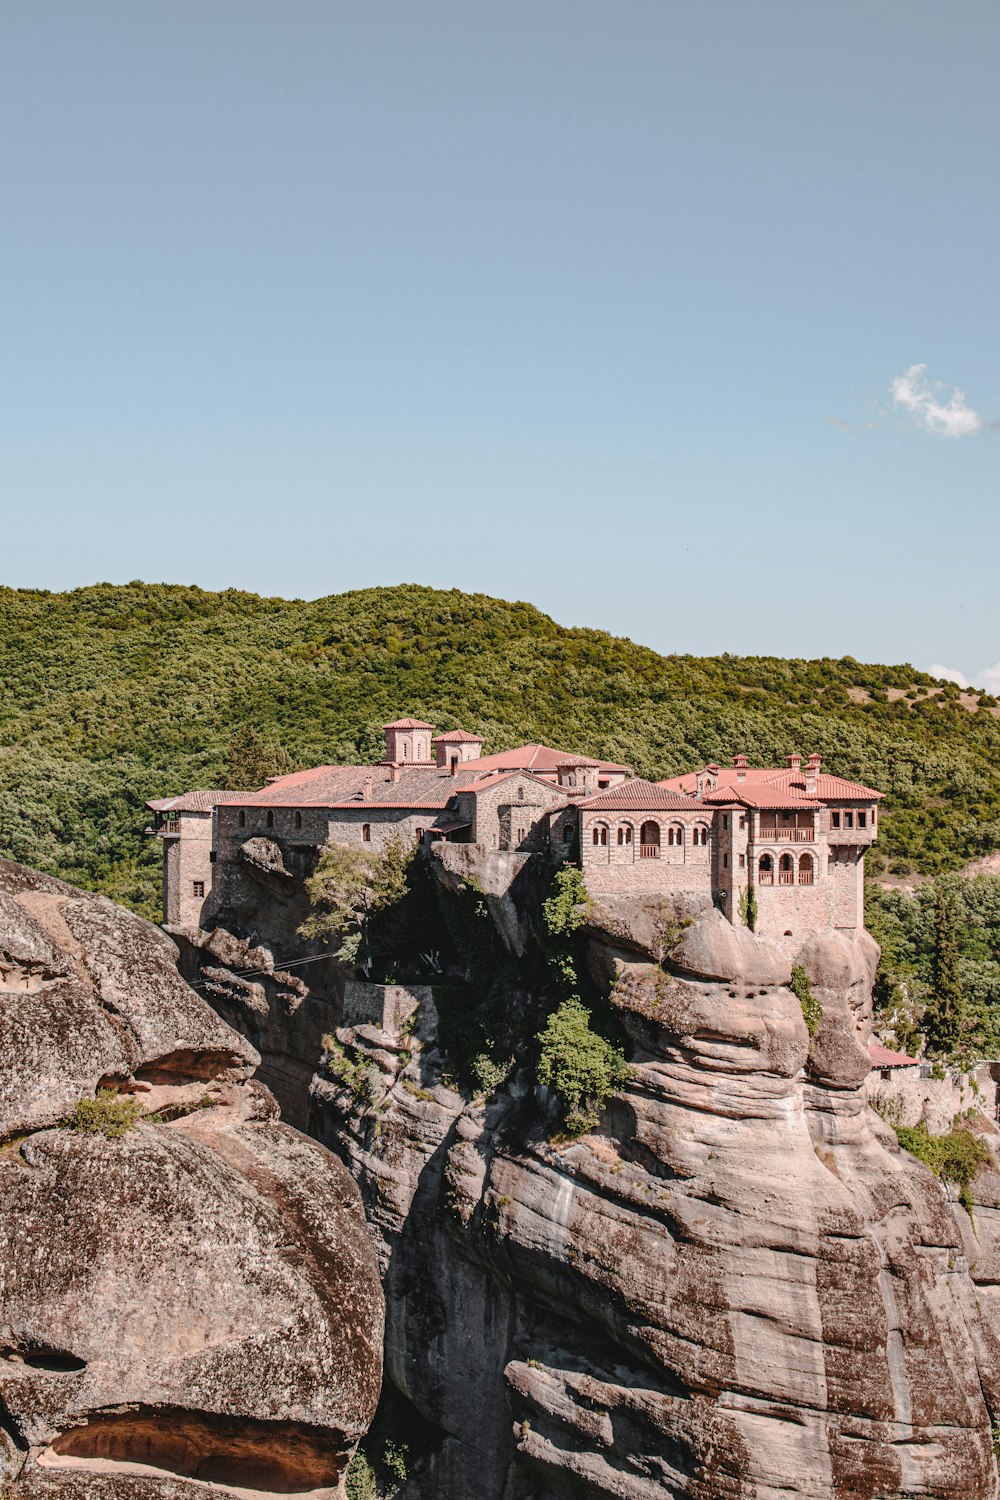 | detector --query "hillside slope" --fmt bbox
[1,581,997,915]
